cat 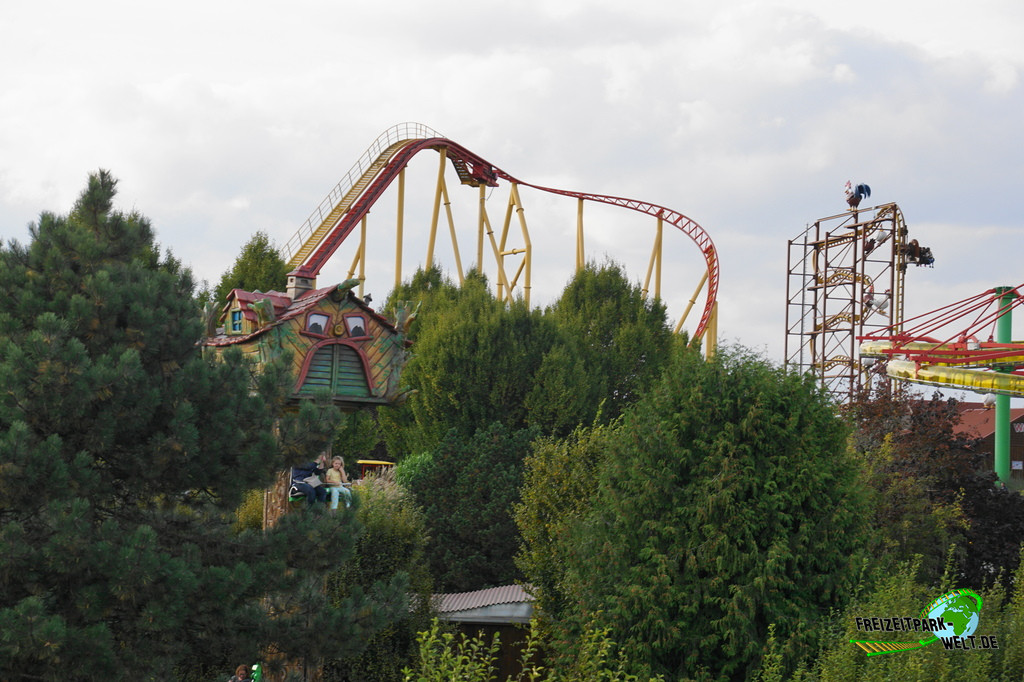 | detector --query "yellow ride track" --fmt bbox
[860,340,1024,398]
